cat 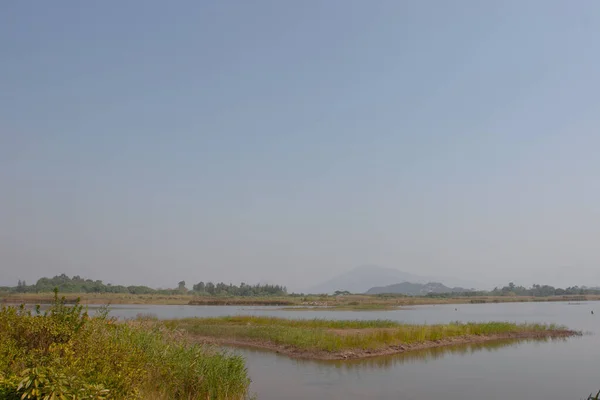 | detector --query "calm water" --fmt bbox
[101,302,600,399]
